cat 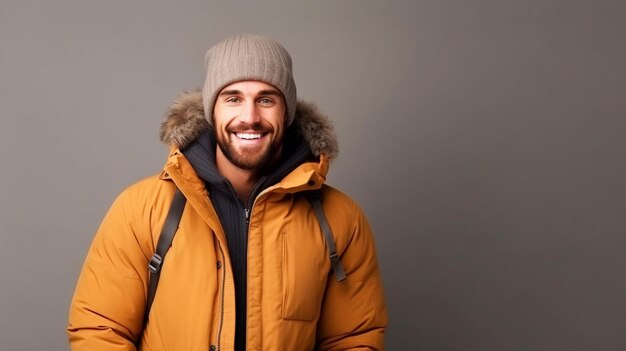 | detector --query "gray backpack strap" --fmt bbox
[143,188,186,325]
[307,190,346,282]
